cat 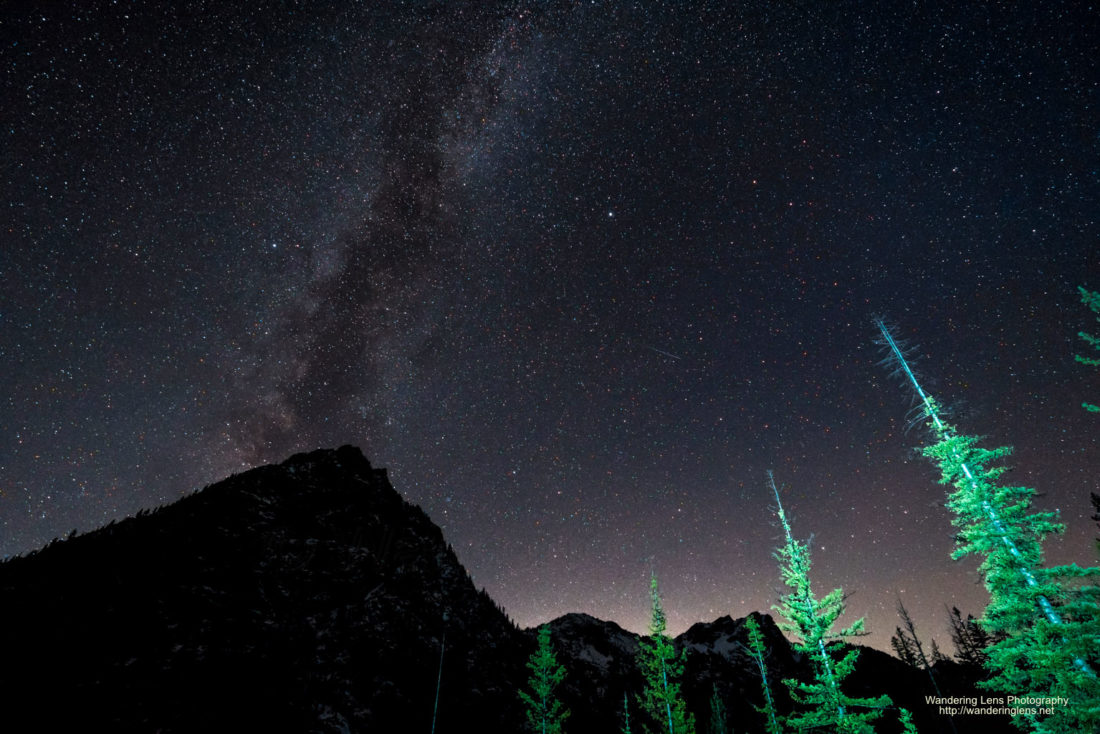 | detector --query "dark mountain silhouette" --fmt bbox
[0,447,1009,733]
